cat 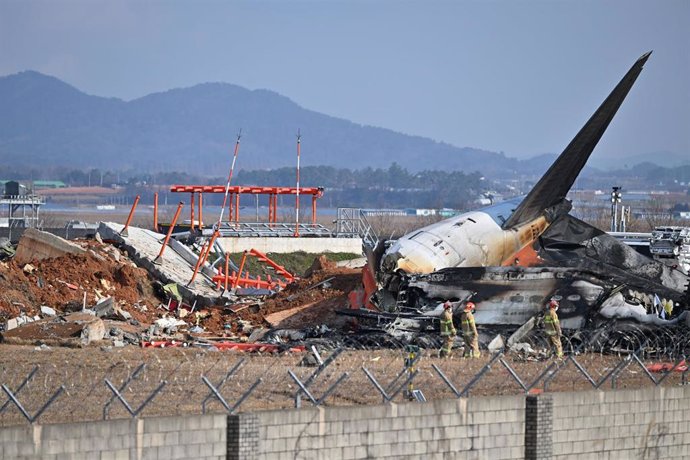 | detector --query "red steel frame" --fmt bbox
[170,185,323,226]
